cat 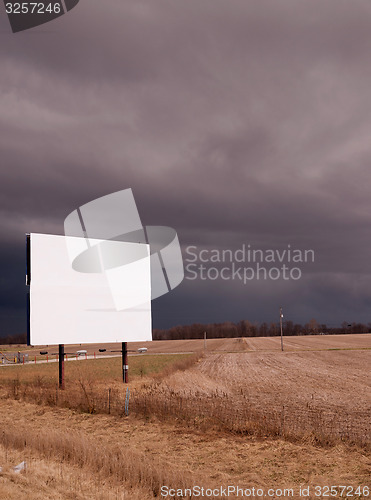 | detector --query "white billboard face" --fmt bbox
[29,233,152,345]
